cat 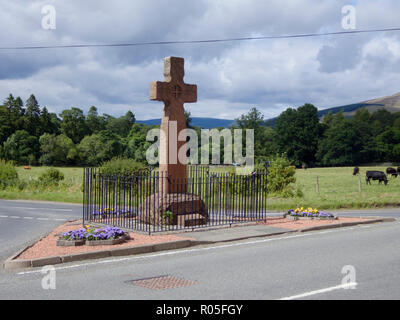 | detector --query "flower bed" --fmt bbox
[286,207,336,220]
[57,225,130,246]
[56,238,85,247]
